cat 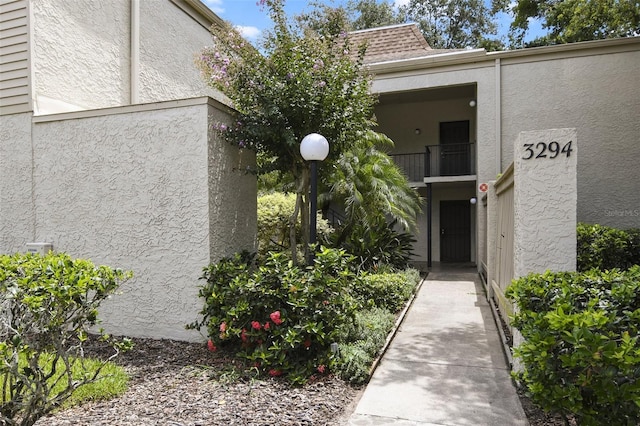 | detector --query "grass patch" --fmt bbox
[2,353,129,410]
